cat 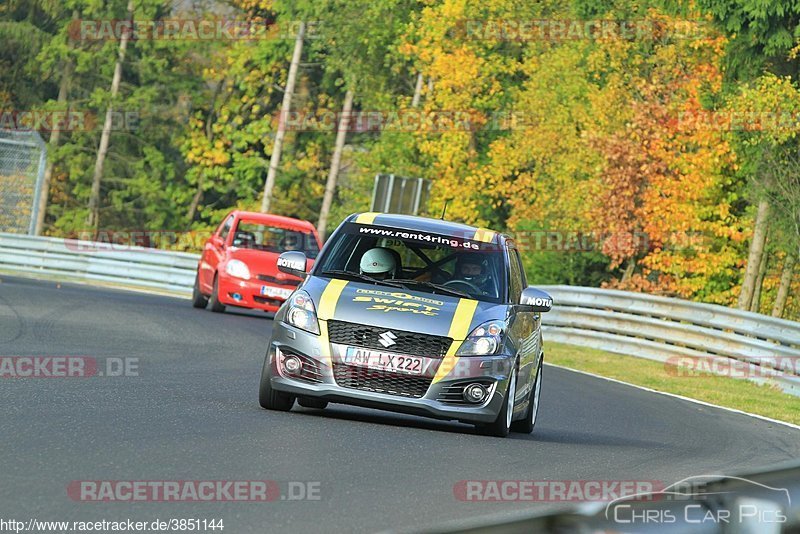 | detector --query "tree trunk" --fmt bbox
[737,198,770,310]
[261,22,305,214]
[771,253,796,318]
[750,247,769,313]
[621,256,636,283]
[186,182,203,223]
[86,0,133,232]
[34,58,72,235]
[411,73,423,108]
[316,88,354,239]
